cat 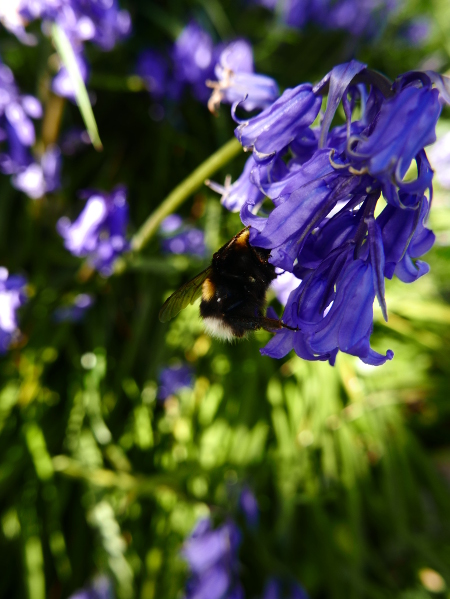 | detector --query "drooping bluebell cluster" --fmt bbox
[15,0,131,99]
[213,60,450,366]
[172,20,217,103]
[157,363,194,401]
[182,510,309,599]
[0,267,27,354]
[0,62,41,172]
[136,21,214,105]
[136,23,278,112]
[0,1,37,44]
[255,0,397,36]
[182,517,244,599]
[12,144,61,199]
[57,185,129,276]
[160,215,207,258]
[0,59,62,198]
